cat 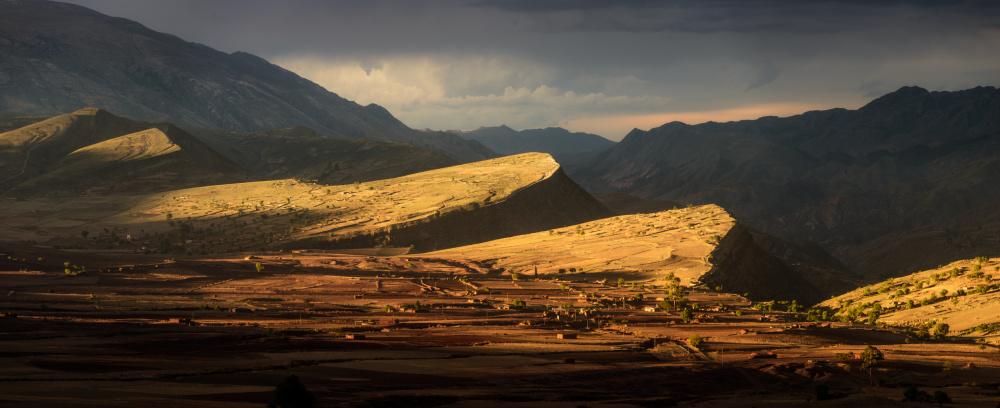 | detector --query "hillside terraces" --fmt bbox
[820,257,1000,336]
[429,205,837,304]
[0,153,611,254]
